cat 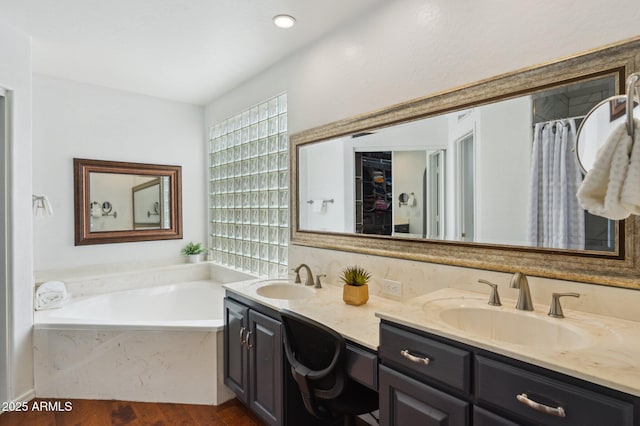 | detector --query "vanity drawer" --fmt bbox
[379,365,469,426]
[379,323,471,394]
[346,343,378,390]
[476,356,634,426]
